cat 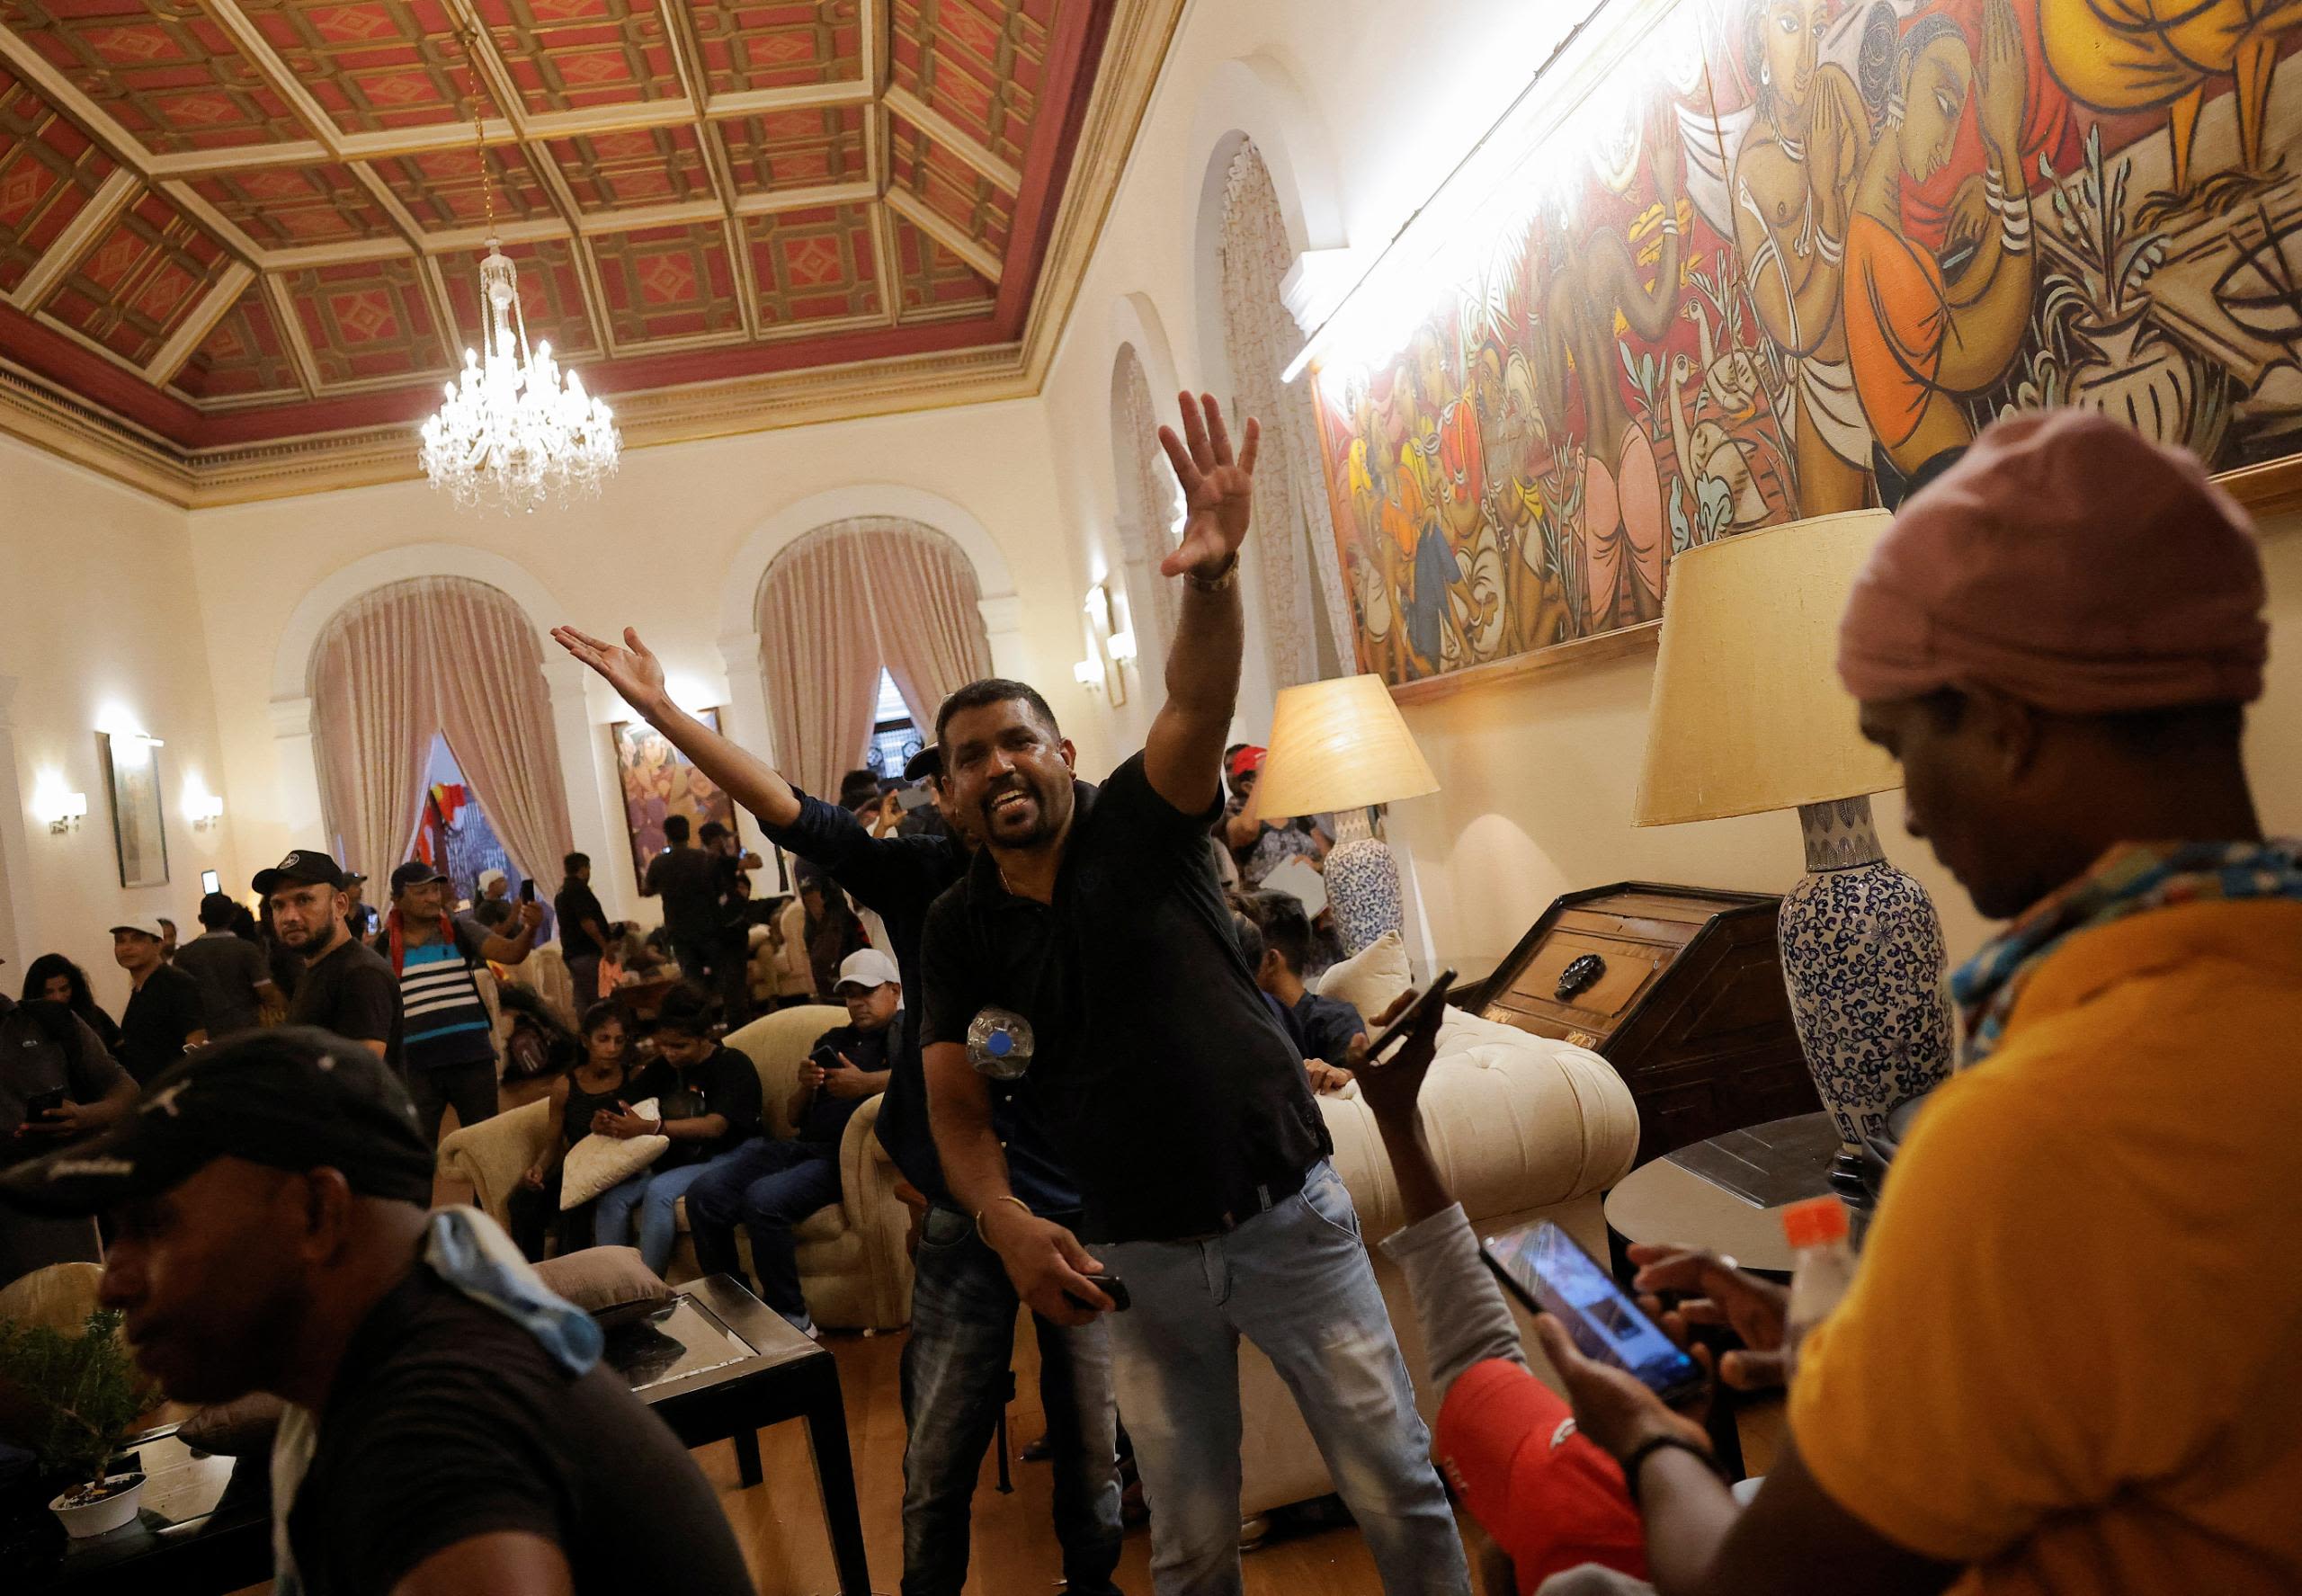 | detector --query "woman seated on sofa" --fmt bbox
[591,984,763,1278]
[507,998,637,1262]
